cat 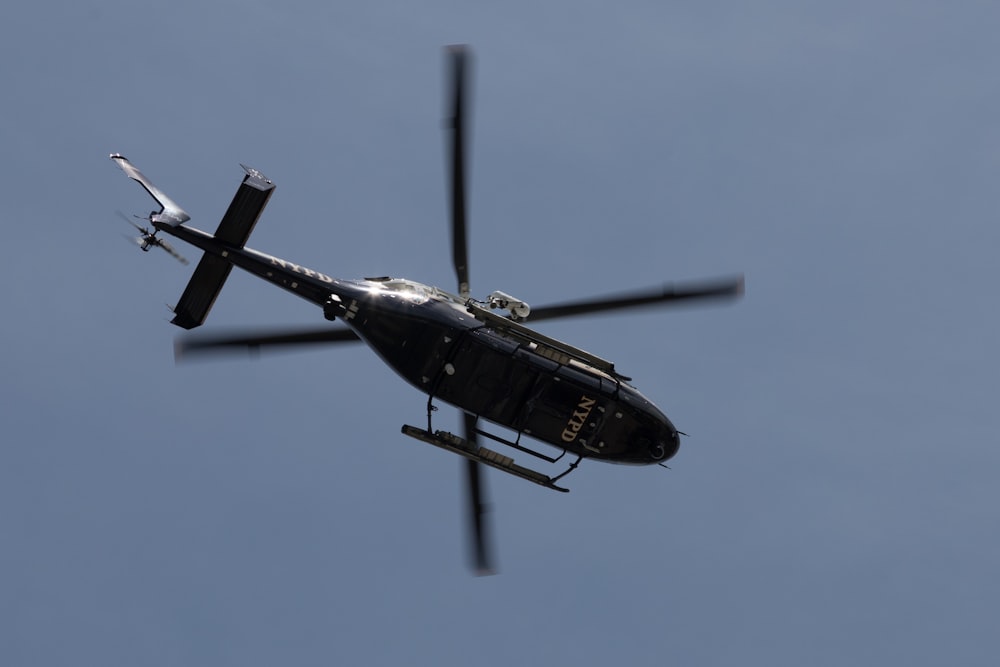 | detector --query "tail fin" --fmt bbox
[109,154,191,226]
[170,165,276,329]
